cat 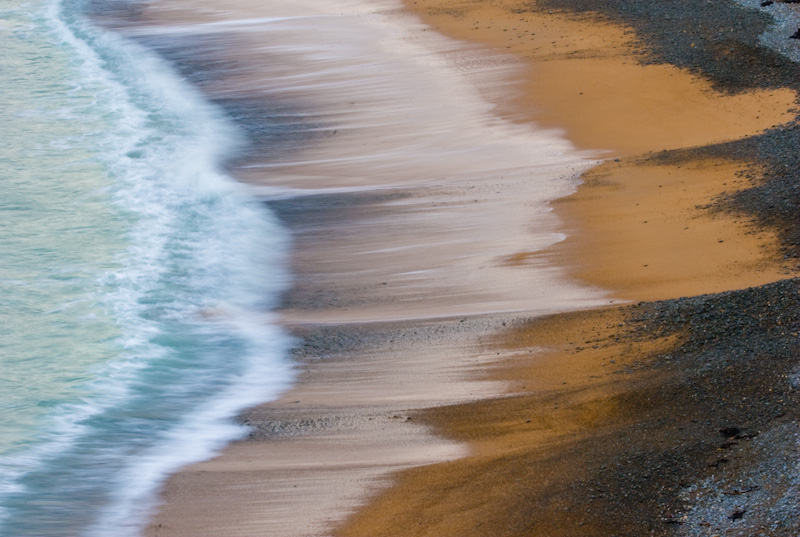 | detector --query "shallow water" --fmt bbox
[0,0,293,534]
